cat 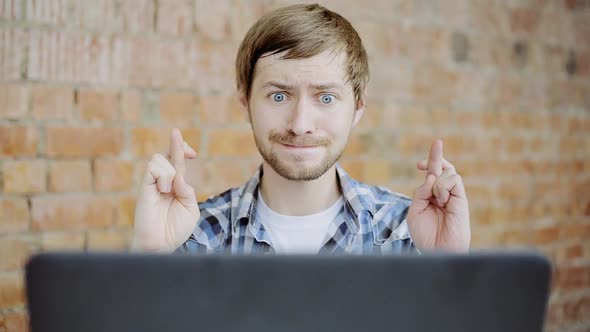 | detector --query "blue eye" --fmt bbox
[272,93,285,102]
[320,94,333,104]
